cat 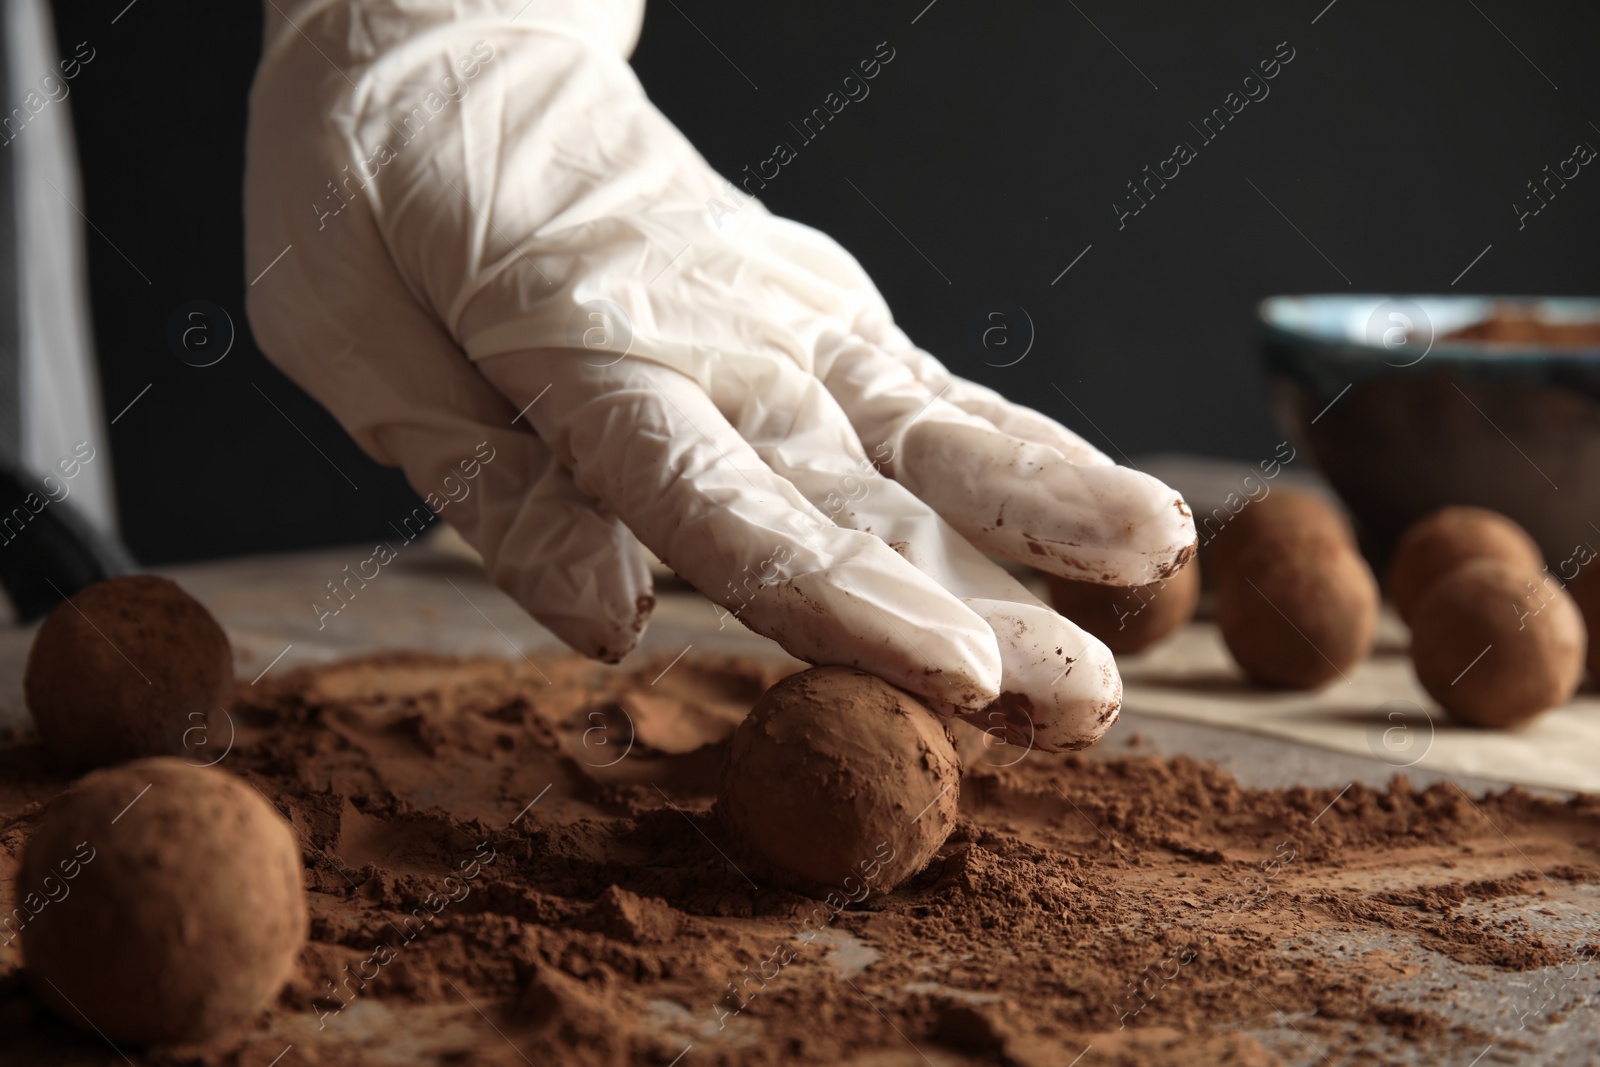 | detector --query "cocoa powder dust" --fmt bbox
[1,650,1597,1065]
